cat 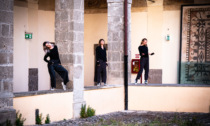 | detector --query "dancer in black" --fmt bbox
[135,38,154,84]
[96,39,108,86]
[43,41,69,90]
